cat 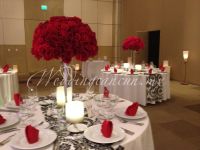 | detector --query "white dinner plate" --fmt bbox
[10,129,57,150]
[0,113,20,129]
[84,124,125,144]
[115,107,147,120]
[5,101,20,109]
